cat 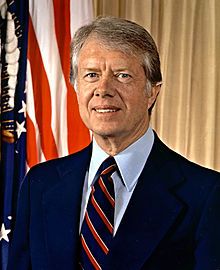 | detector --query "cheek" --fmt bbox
[77,92,94,119]
[126,92,149,111]
[77,90,88,106]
